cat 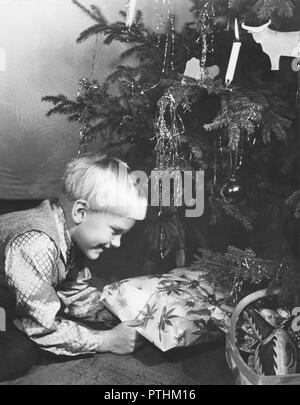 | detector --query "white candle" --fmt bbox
[225,18,241,85]
[225,41,241,85]
[126,0,137,28]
